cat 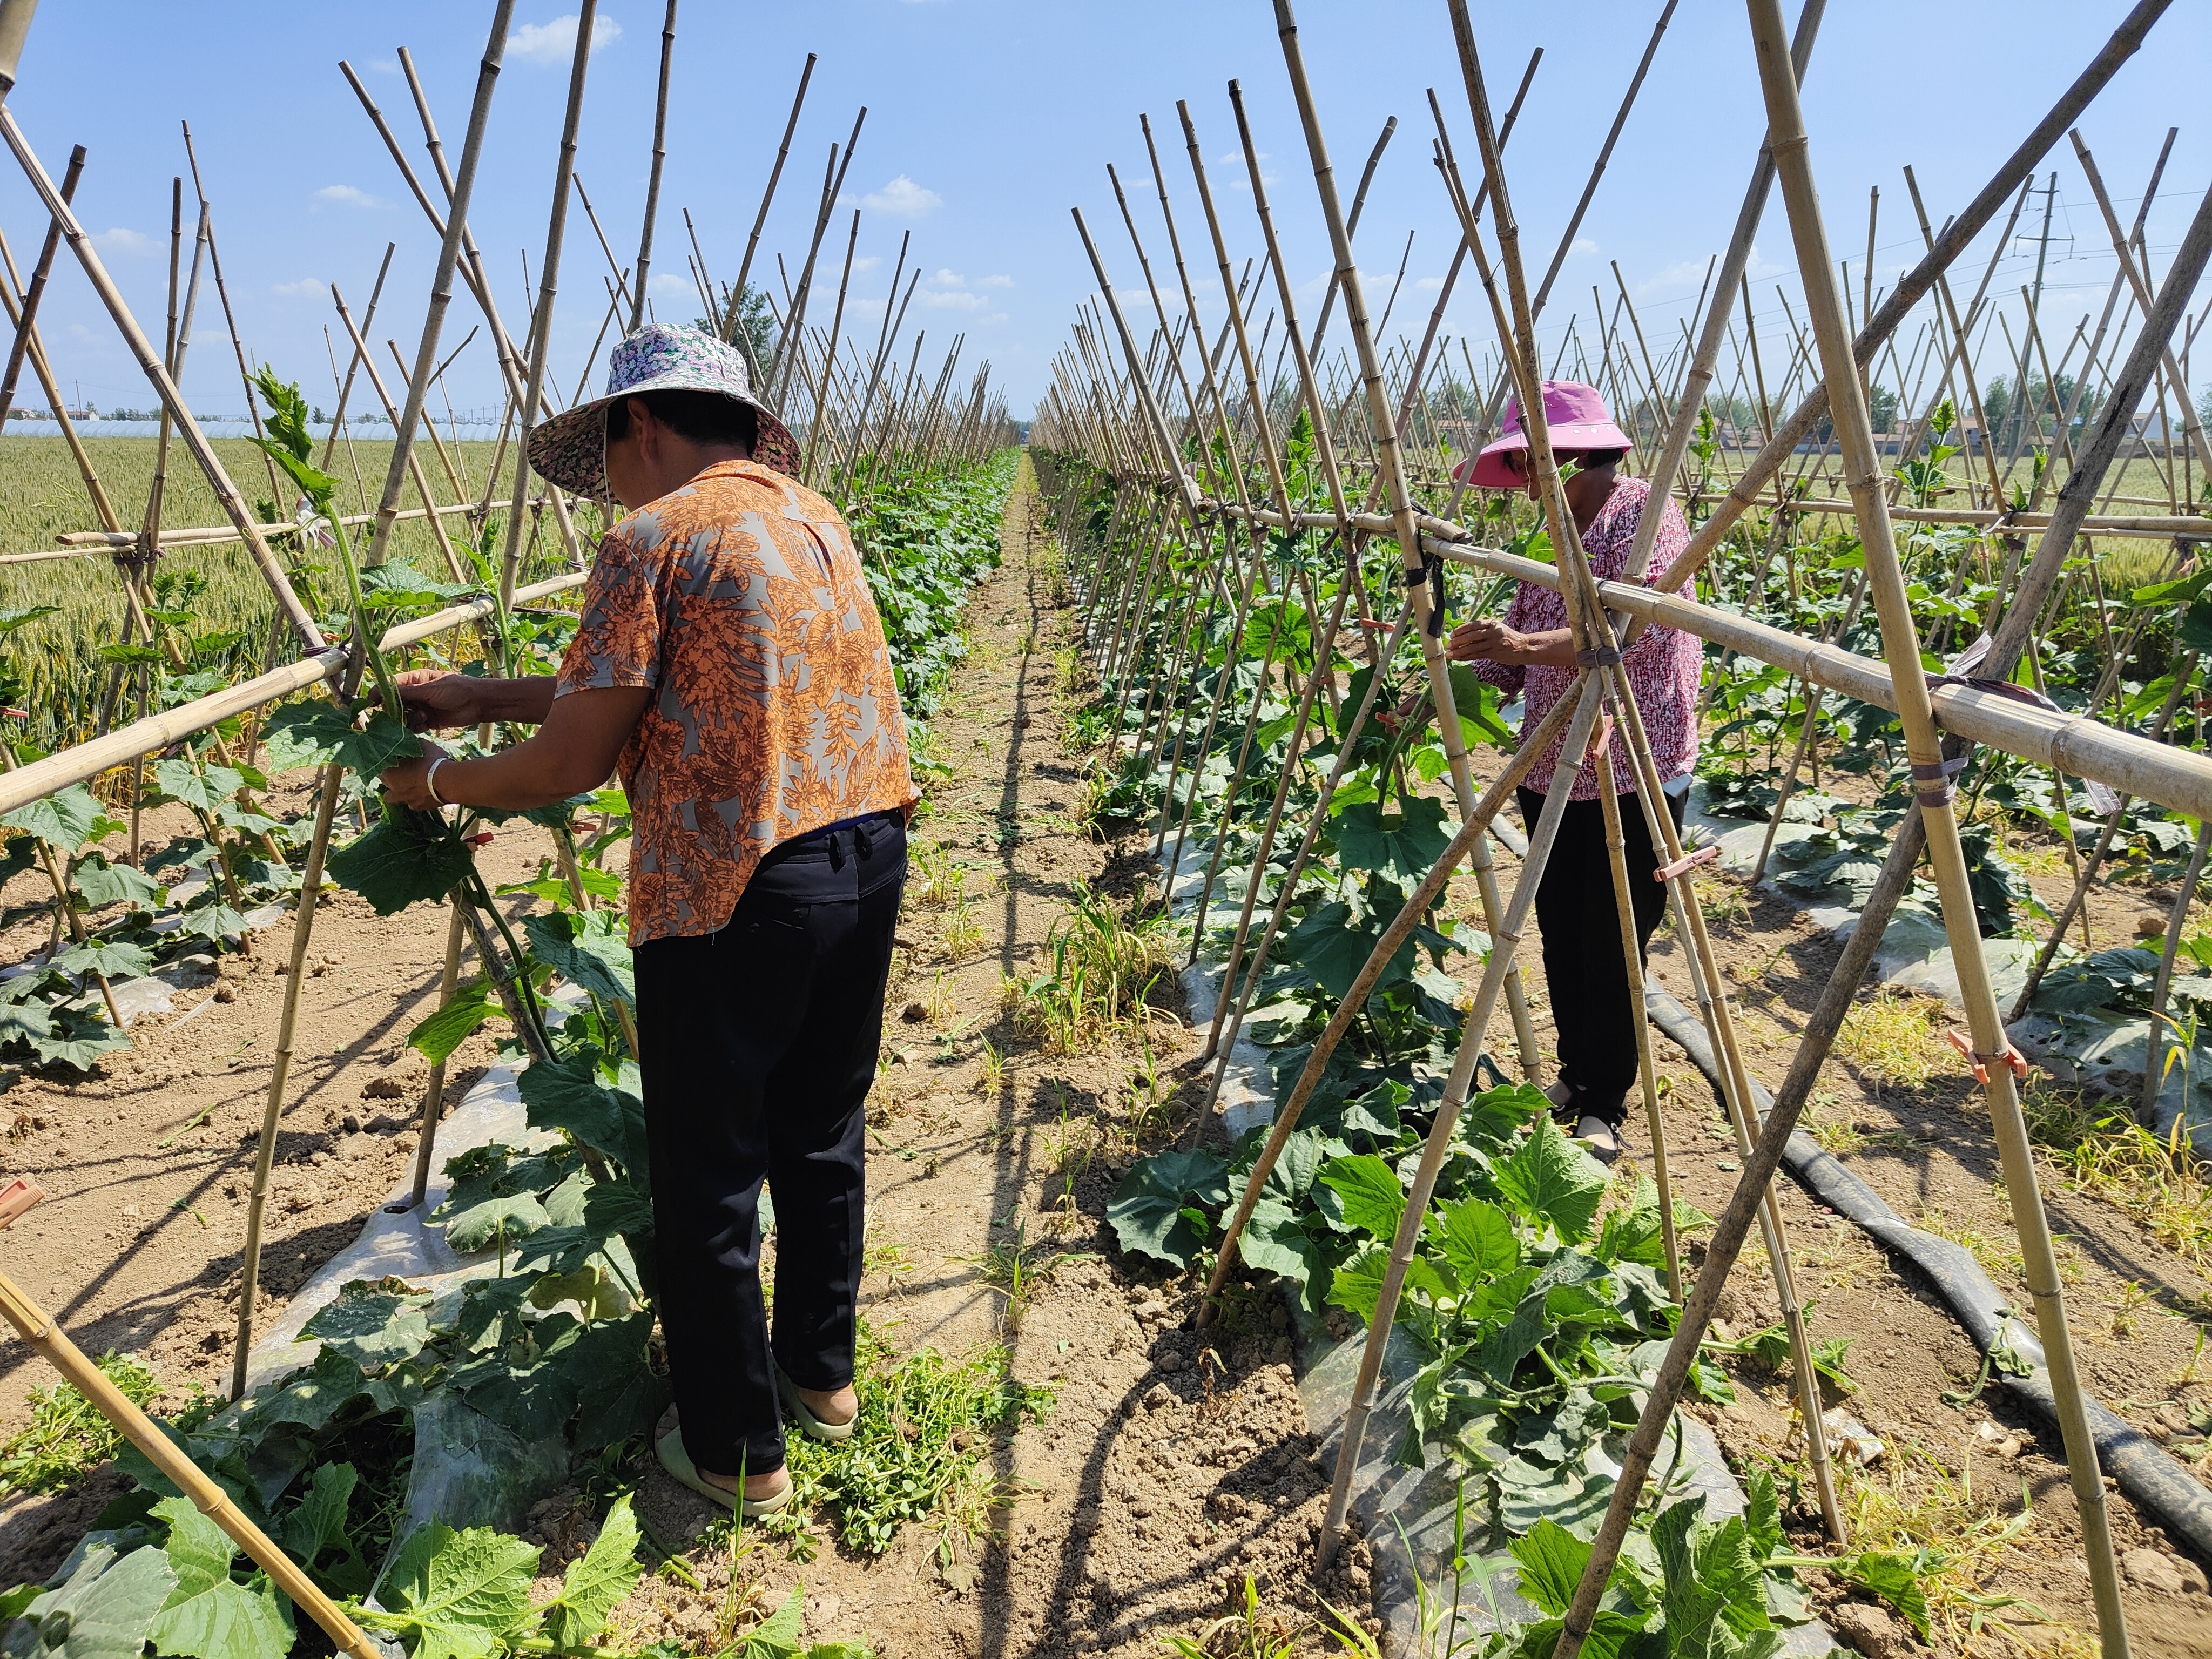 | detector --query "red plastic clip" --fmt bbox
[1653,844,1722,882]
[464,831,496,849]
[1944,1028,2029,1085]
